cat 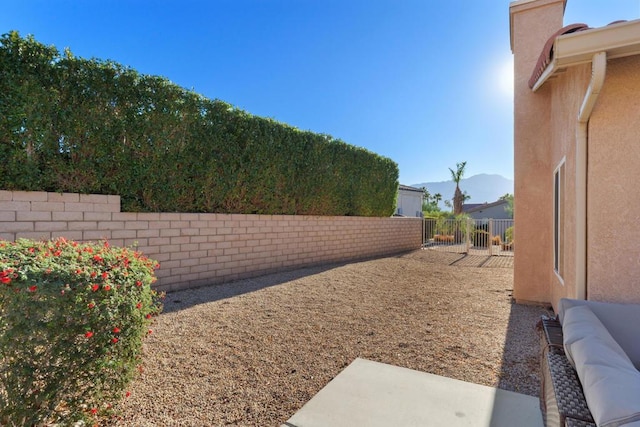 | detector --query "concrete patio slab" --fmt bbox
[282,358,543,427]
